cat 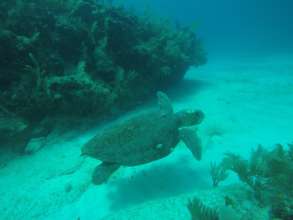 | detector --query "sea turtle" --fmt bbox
[82,91,204,185]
